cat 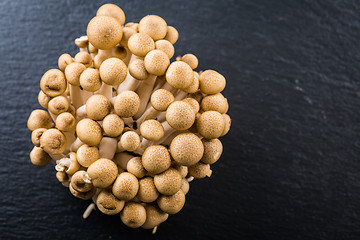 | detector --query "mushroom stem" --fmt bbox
[117,55,142,93]
[97,83,113,99]
[156,112,166,122]
[123,117,134,128]
[174,90,188,101]
[69,85,83,109]
[63,131,76,153]
[122,48,132,66]
[75,36,89,53]
[83,203,96,219]
[48,111,58,122]
[55,157,70,172]
[82,90,93,104]
[70,137,84,152]
[76,105,87,121]
[161,82,178,94]
[187,176,194,182]
[99,137,117,160]
[133,75,157,119]
[49,153,65,162]
[136,106,158,125]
